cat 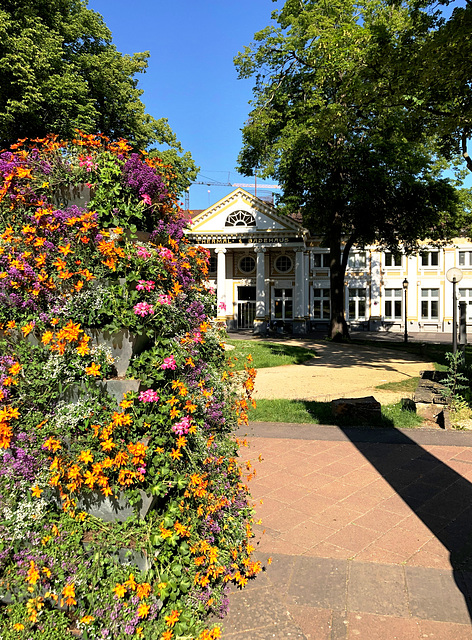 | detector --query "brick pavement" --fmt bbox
[220,423,472,639]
